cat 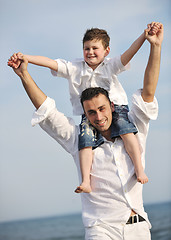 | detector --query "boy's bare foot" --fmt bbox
[136,170,148,184]
[75,182,92,193]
